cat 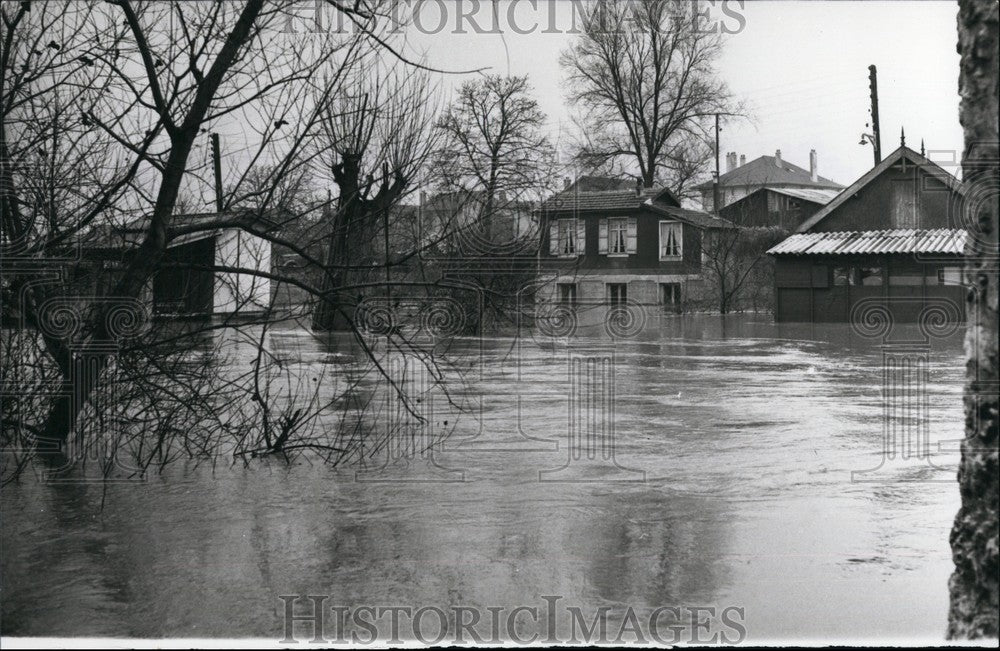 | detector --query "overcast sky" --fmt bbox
[398,0,964,188]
